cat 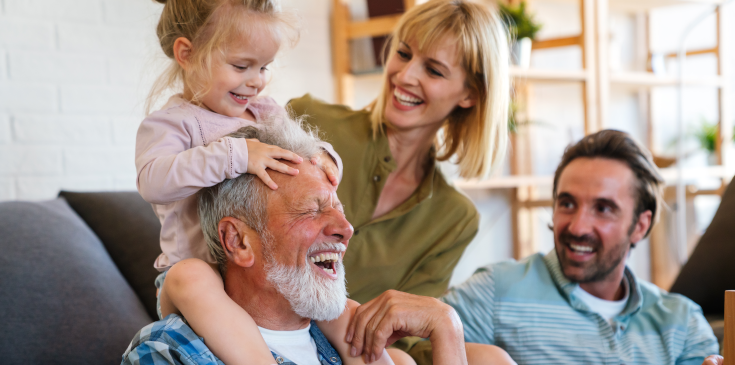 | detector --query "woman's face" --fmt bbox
[383,36,476,132]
